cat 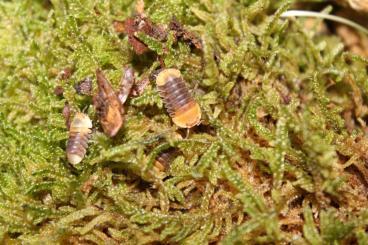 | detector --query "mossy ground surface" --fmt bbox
[0,0,368,244]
